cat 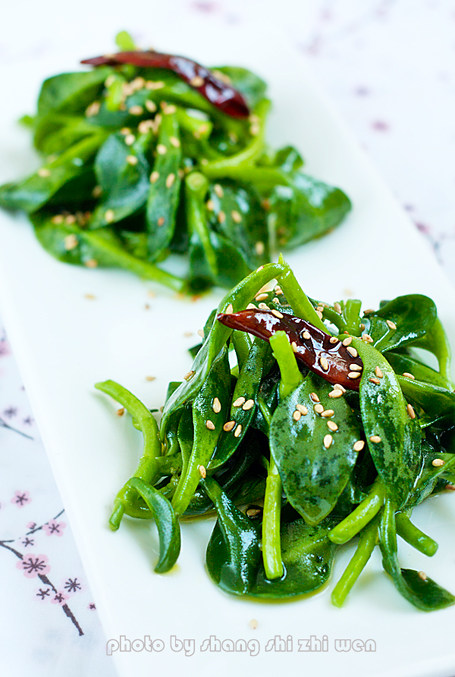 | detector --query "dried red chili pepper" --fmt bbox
[217,309,364,391]
[81,50,250,119]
